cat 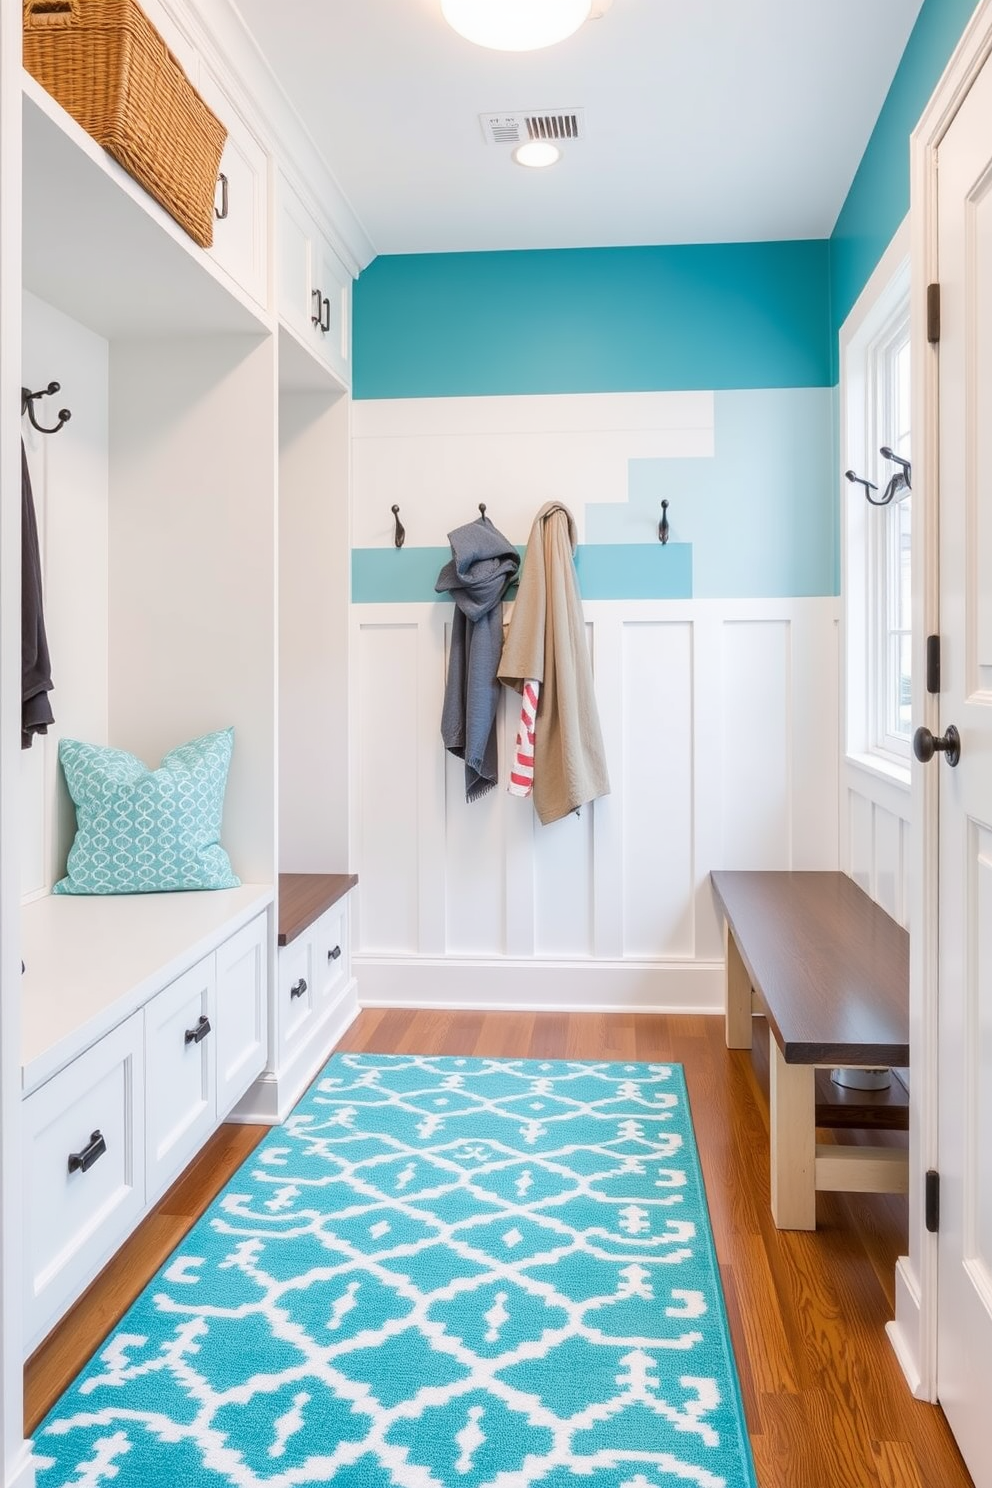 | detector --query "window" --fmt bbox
[841,246,912,775]
[870,311,912,757]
